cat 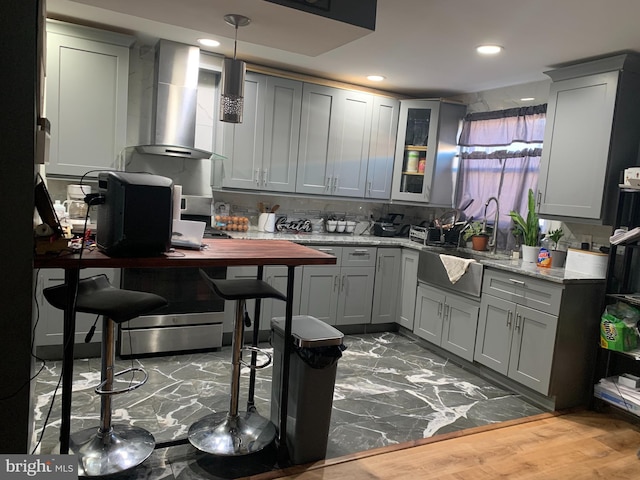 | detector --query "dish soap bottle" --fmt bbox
[537,236,551,268]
